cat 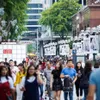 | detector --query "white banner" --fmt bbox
[73,42,84,55]
[90,35,99,53]
[59,44,70,55]
[83,37,90,54]
[44,45,56,56]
